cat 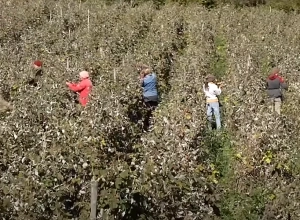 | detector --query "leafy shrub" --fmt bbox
[0,1,300,220]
